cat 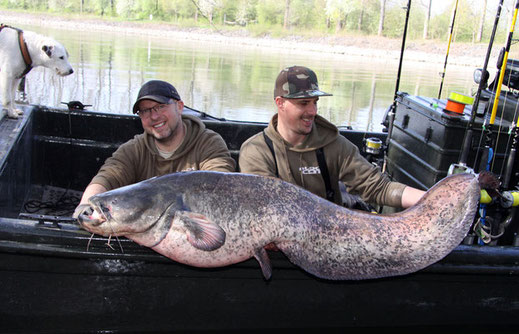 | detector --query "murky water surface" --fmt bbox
[18,23,478,132]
